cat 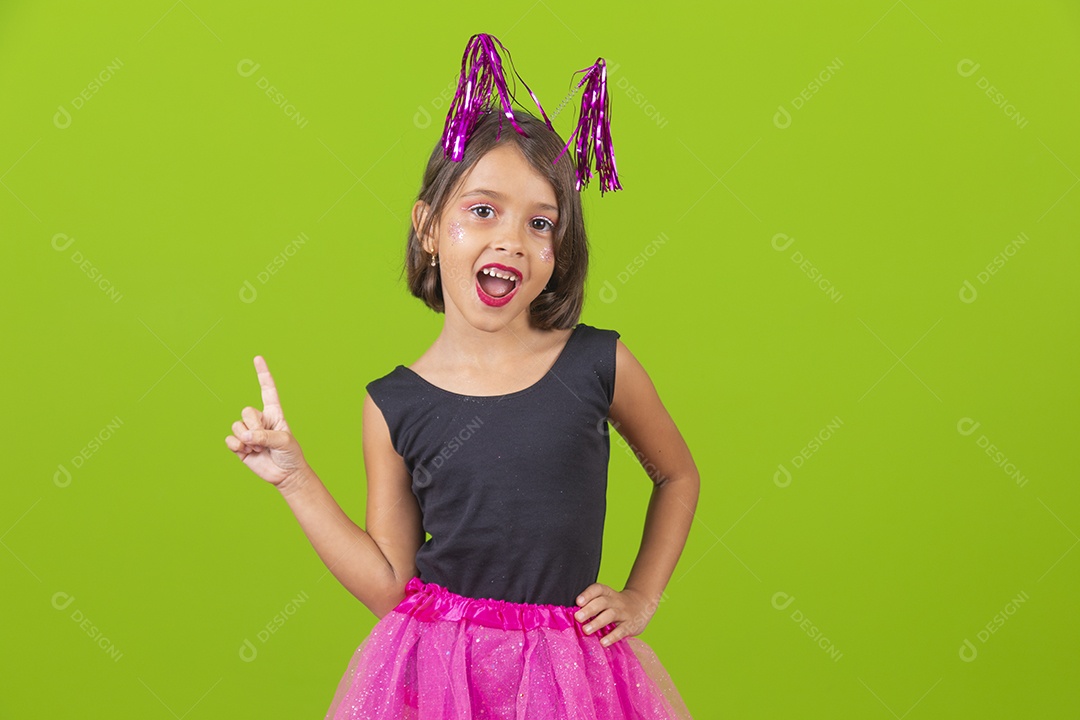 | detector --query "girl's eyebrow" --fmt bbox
[461,188,558,214]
